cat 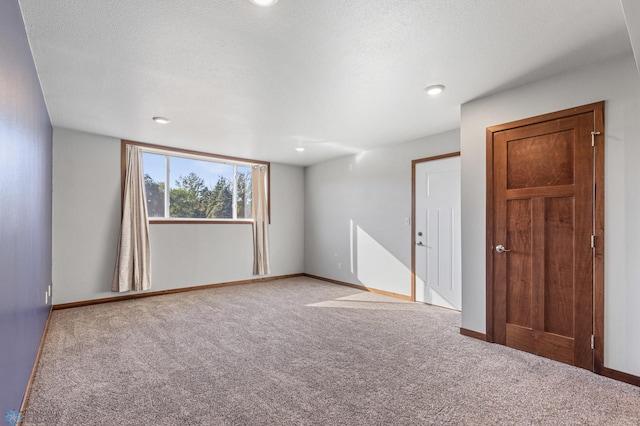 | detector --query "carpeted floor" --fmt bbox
[23,277,640,425]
